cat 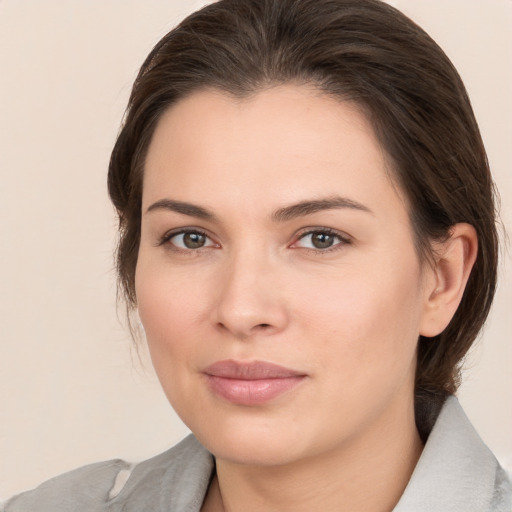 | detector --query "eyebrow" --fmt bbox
[146,199,217,220]
[271,196,373,222]
[145,195,372,222]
